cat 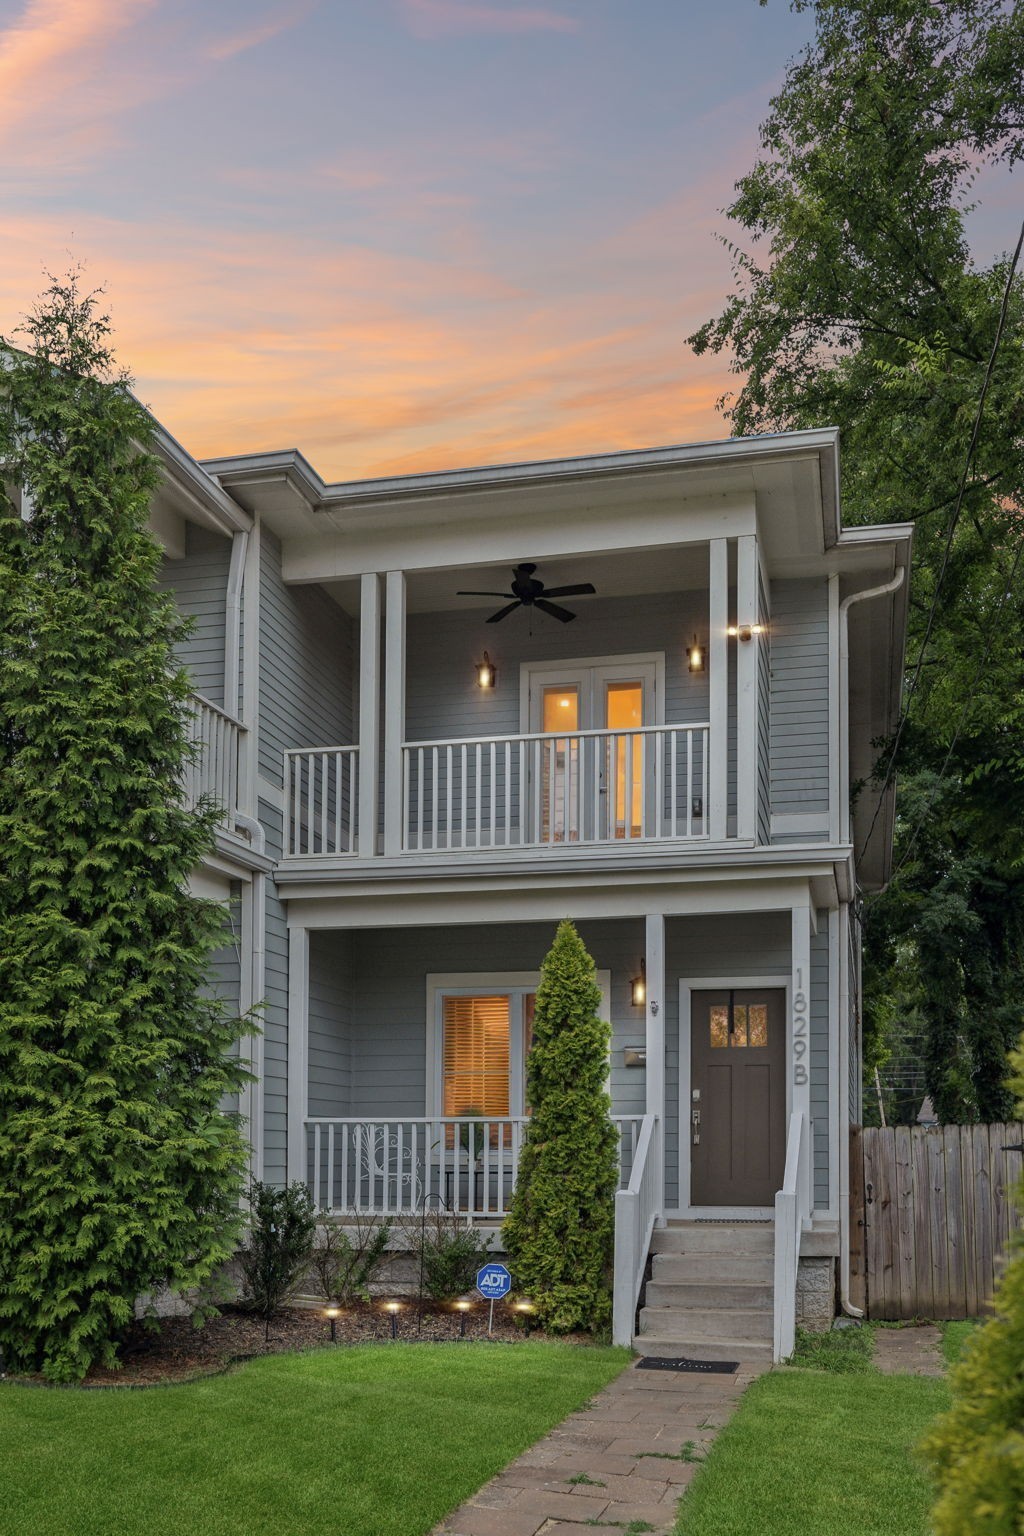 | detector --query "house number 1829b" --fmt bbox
[792,969,809,1086]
